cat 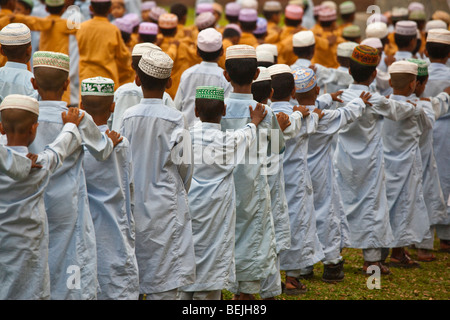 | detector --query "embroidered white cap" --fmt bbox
[138,49,173,79]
